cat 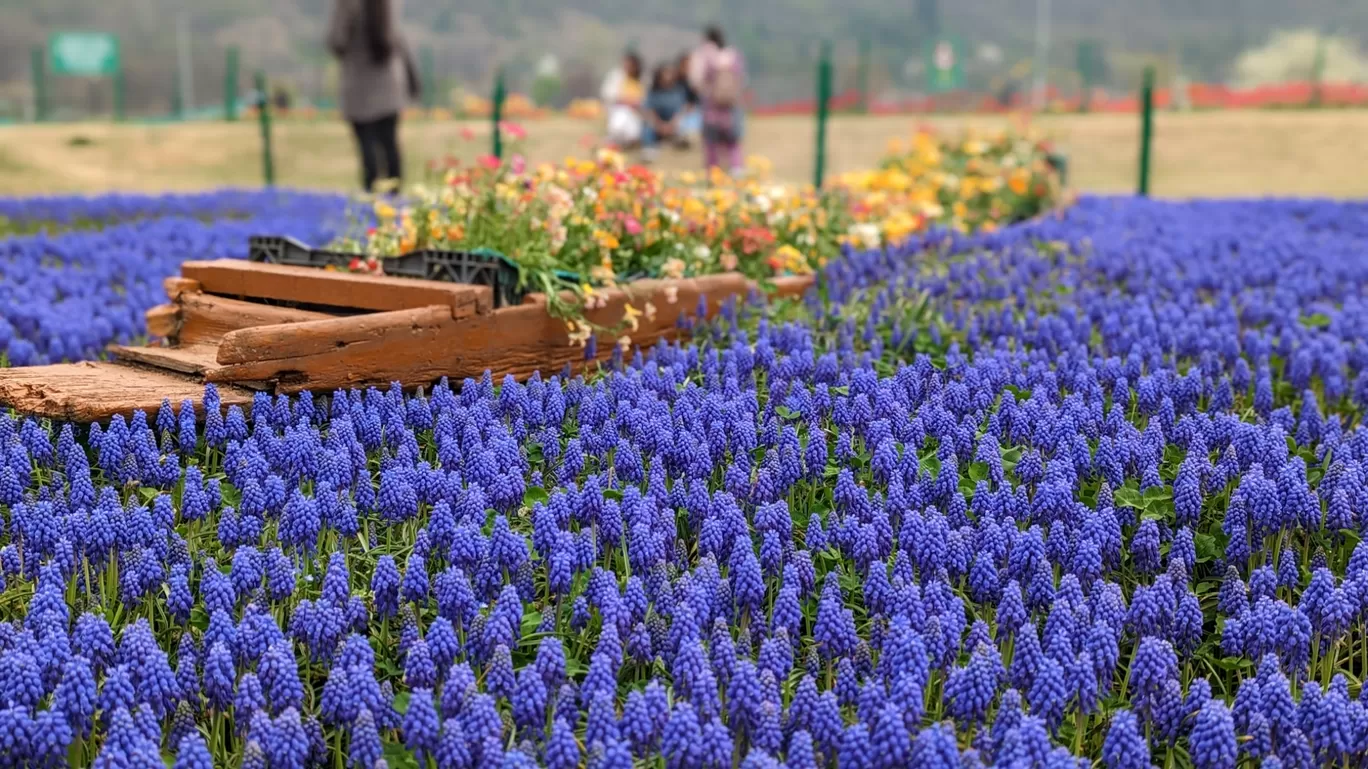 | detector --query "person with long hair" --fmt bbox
[328,0,420,192]
[641,62,691,161]
[687,24,746,174]
[602,51,646,149]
